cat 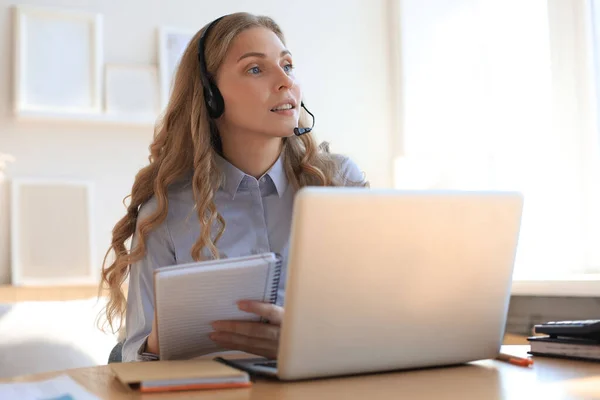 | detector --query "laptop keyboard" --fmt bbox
[254,361,278,369]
